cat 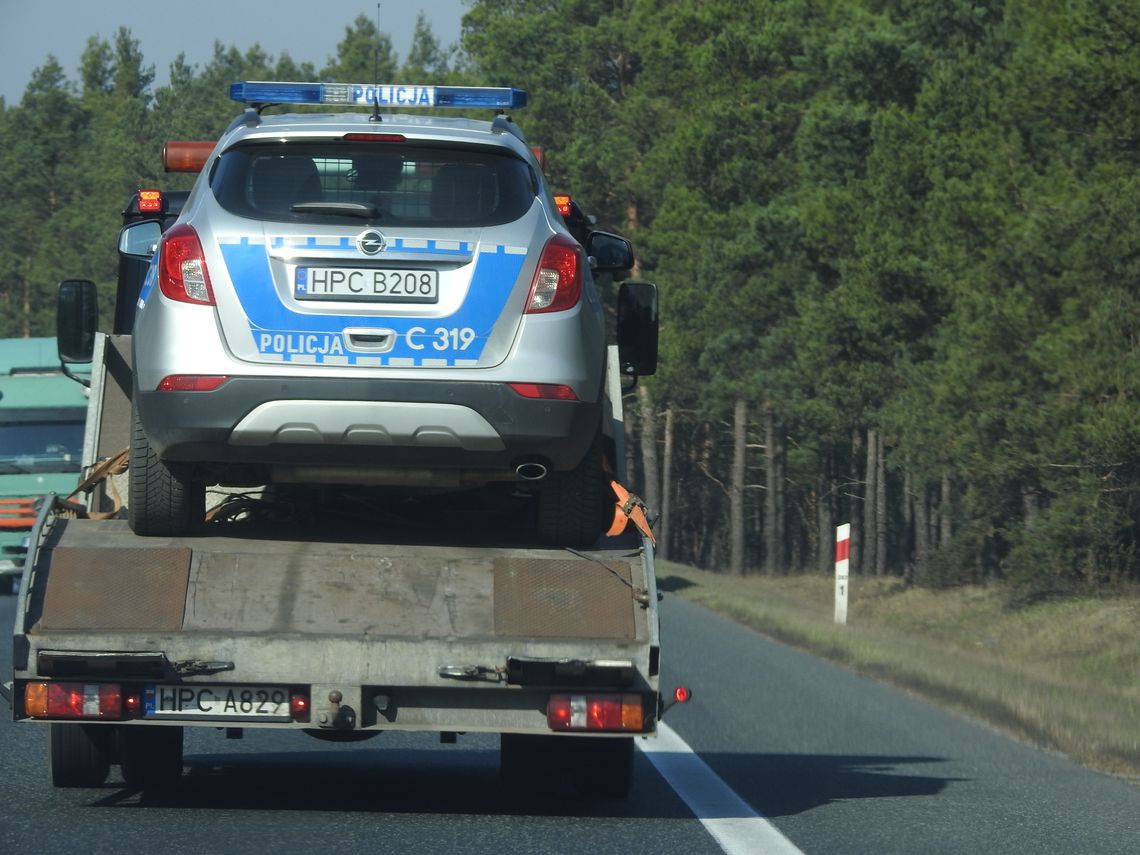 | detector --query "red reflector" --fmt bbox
[124,690,143,717]
[674,686,692,704]
[157,375,228,392]
[25,682,123,719]
[291,692,310,723]
[507,383,578,401]
[343,133,407,142]
[138,189,163,213]
[553,193,572,216]
[163,140,214,173]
